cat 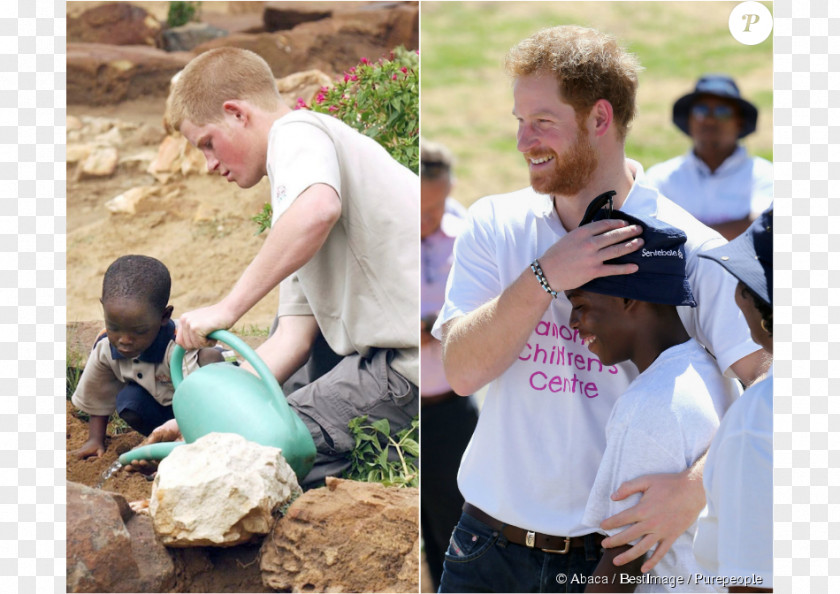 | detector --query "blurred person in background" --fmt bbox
[645,75,772,240]
[420,138,480,592]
